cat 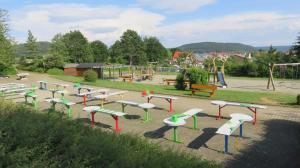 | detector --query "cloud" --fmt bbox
[9,3,300,47]
[137,0,216,13]
[10,3,164,44]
